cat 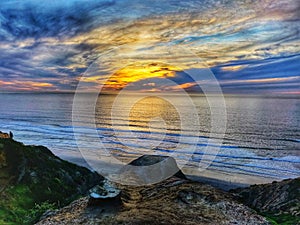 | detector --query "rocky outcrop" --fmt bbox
[232,177,300,224]
[88,180,121,206]
[37,156,270,225]
[129,155,187,180]
[37,177,270,225]
[0,131,10,139]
